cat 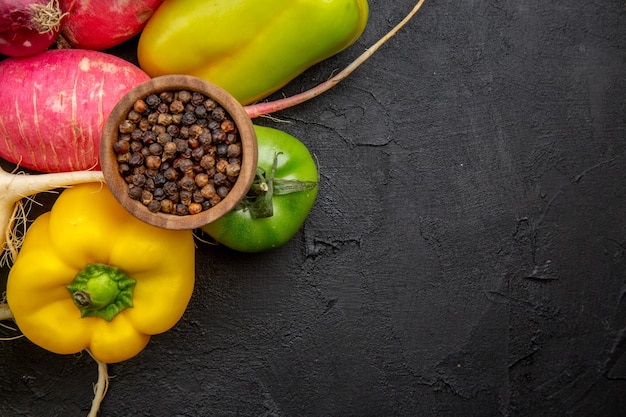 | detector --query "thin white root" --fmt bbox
[258,114,294,124]
[0,166,104,265]
[87,350,109,417]
[0,300,23,340]
[0,302,13,321]
[1,200,28,267]
[31,0,69,34]
[245,0,428,118]
[0,294,20,340]
[0,335,23,341]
